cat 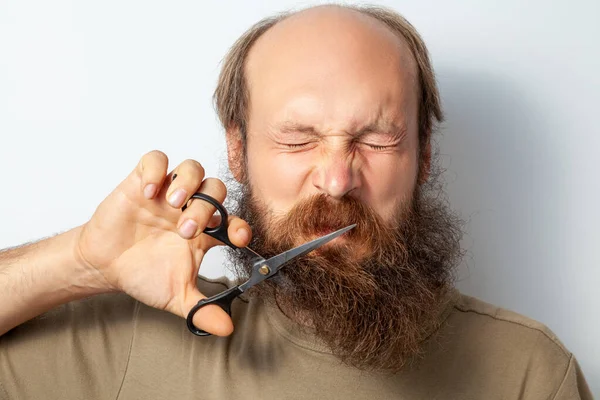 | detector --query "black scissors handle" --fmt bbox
[182,192,238,249]
[186,286,243,336]
[182,191,243,336]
